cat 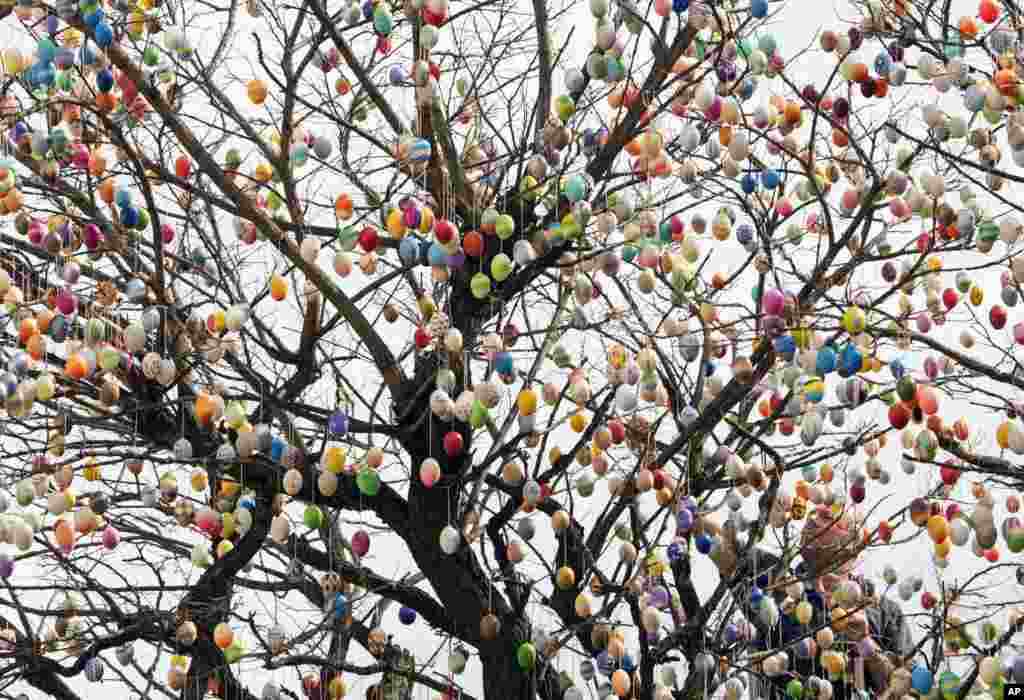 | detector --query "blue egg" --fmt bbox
[270,437,286,462]
[773,335,796,357]
[94,22,114,48]
[750,0,767,18]
[815,346,836,375]
[890,358,904,379]
[428,242,448,266]
[120,207,139,227]
[911,666,933,694]
[606,55,625,82]
[741,172,758,193]
[399,237,420,265]
[672,0,688,11]
[874,51,892,76]
[621,654,636,672]
[115,188,132,208]
[333,593,348,618]
[96,68,114,92]
[398,606,416,624]
[494,351,513,375]
[84,7,103,27]
[695,534,712,554]
[750,586,763,604]
[761,168,780,189]
[37,38,57,64]
[839,344,863,376]
[738,77,757,101]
